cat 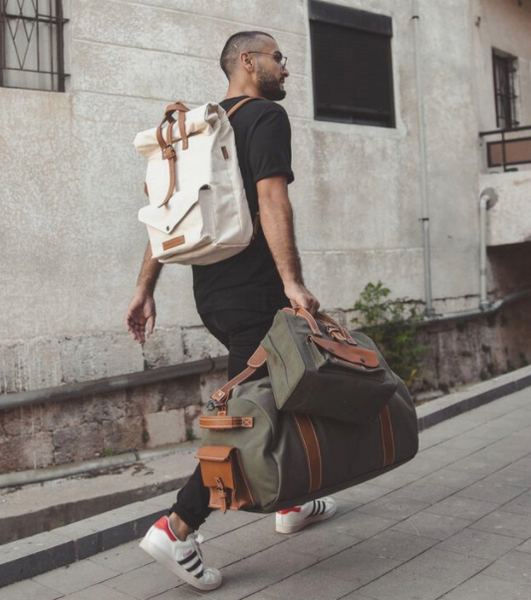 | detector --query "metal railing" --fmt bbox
[479,125,531,172]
